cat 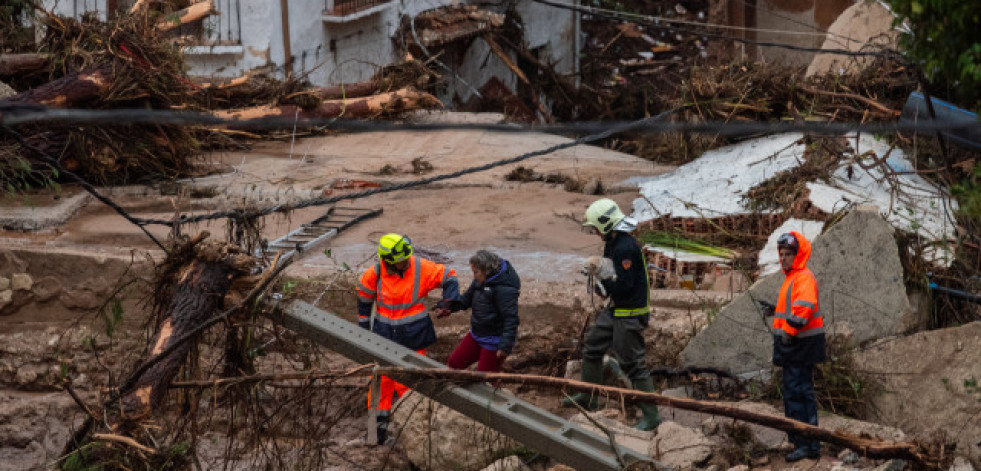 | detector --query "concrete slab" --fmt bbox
[680,206,912,374]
